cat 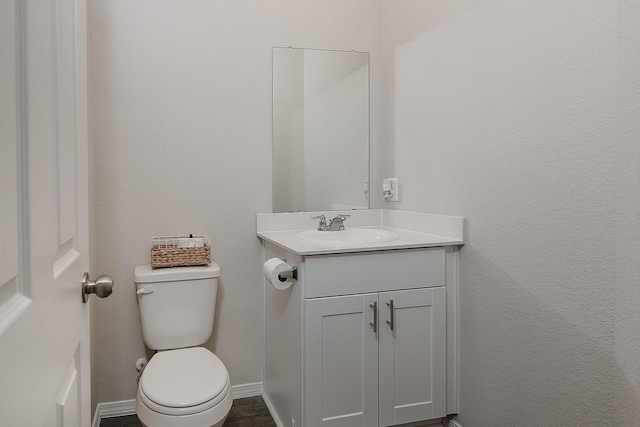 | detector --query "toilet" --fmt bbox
[134,263,232,427]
